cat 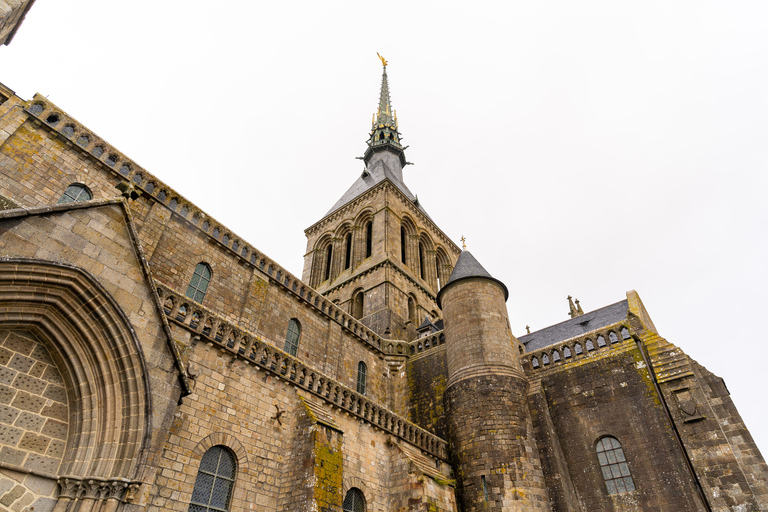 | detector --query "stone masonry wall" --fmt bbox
[536,344,707,511]
[0,97,406,417]
[0,329,66,512]
[662,360,768,510]
[407,346,448,439]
